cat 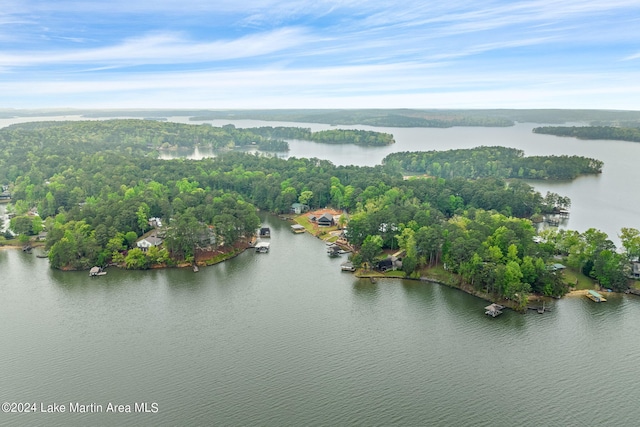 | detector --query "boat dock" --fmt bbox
[89,266,107,277]
[341,261,356,272]
[586,290,606,302]
[255,241,270,253]
[485,303,505,317]
[527,302,551,314]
